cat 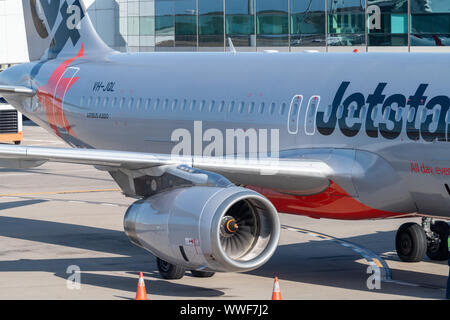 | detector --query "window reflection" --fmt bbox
[291,0,325,47]
[226,0,255,47]
[117,0,448,51]
[327,0,366,46]
[257,0,288,46]
[155,0,174,48]
[368,0,408,46]
[411,0,450,46]
[199,0,224,47]
[175,0,197,47]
